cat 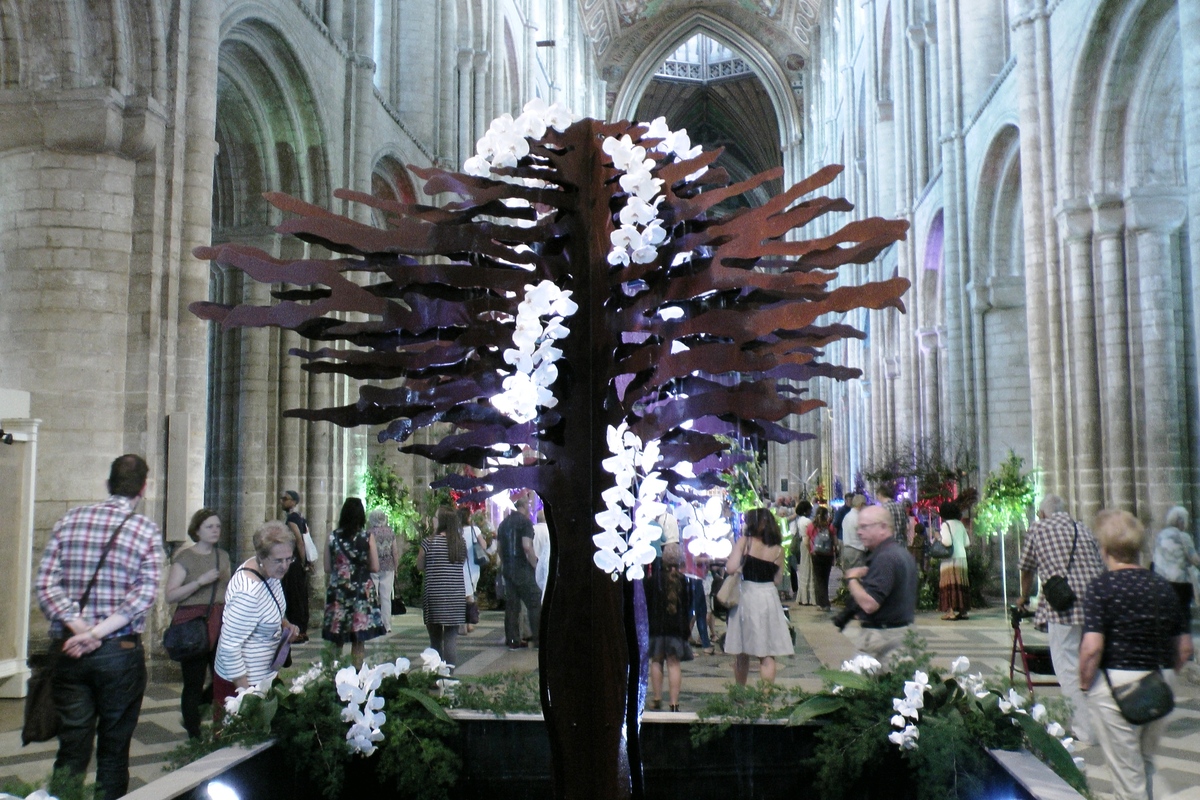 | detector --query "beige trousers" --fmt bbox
[1086,668,1172,800]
